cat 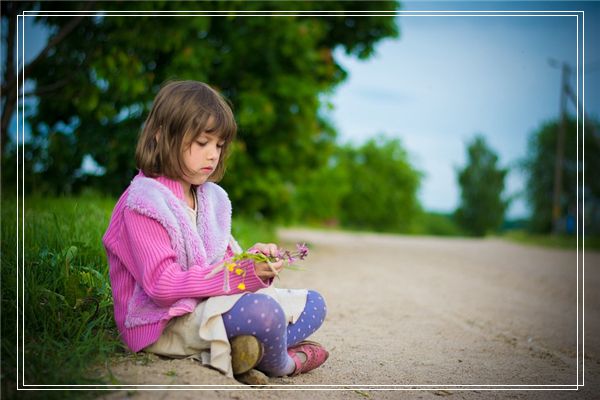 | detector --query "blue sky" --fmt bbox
[329,2,600,218]
[7,2,600,218]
